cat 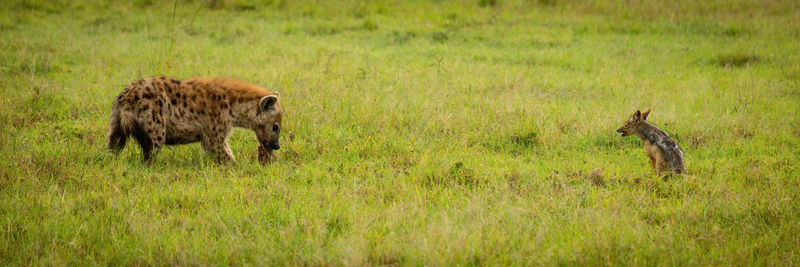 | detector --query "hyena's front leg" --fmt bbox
[201,132,235,163]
